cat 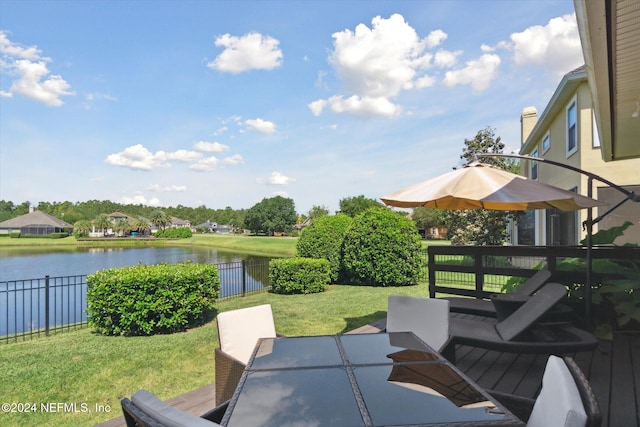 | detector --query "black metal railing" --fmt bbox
[0,259,272,344]
[427,245,640,299]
